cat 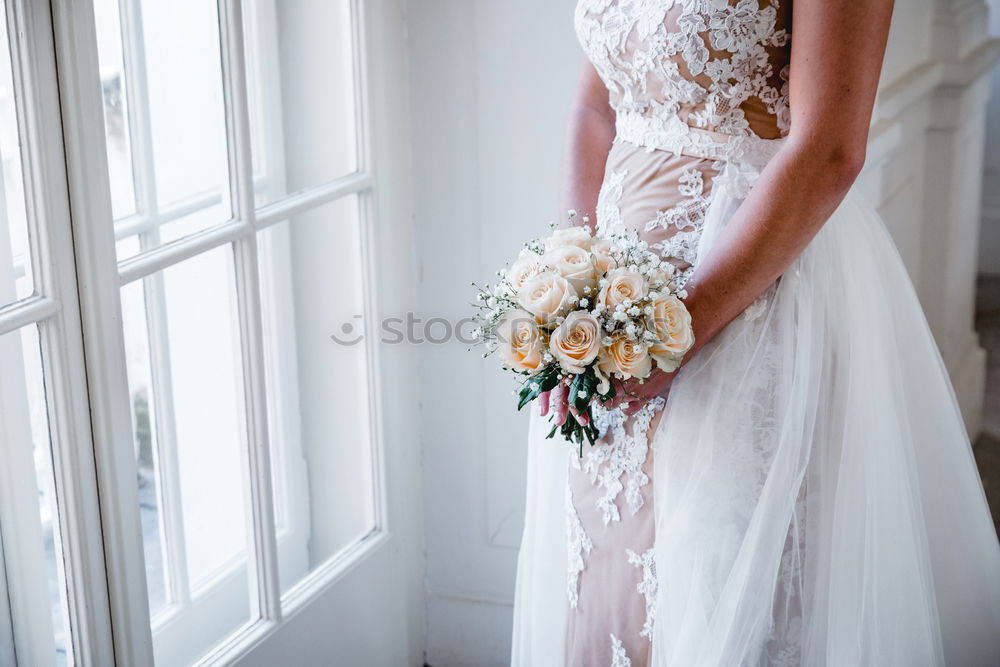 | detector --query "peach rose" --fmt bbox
[542,245,597,294]
[496,309,546,372]
[648,260,677,286]
[591,238,617,276]
[550,311,602,374]
[598,334,652,380]
[545,226,594,252]
[517,272,577,324]
[648,295,694,372]
[506,251,543,294]
[598,268,647,311]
